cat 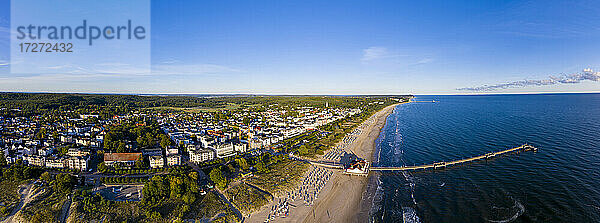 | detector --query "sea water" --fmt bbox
[371,94,600,222]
